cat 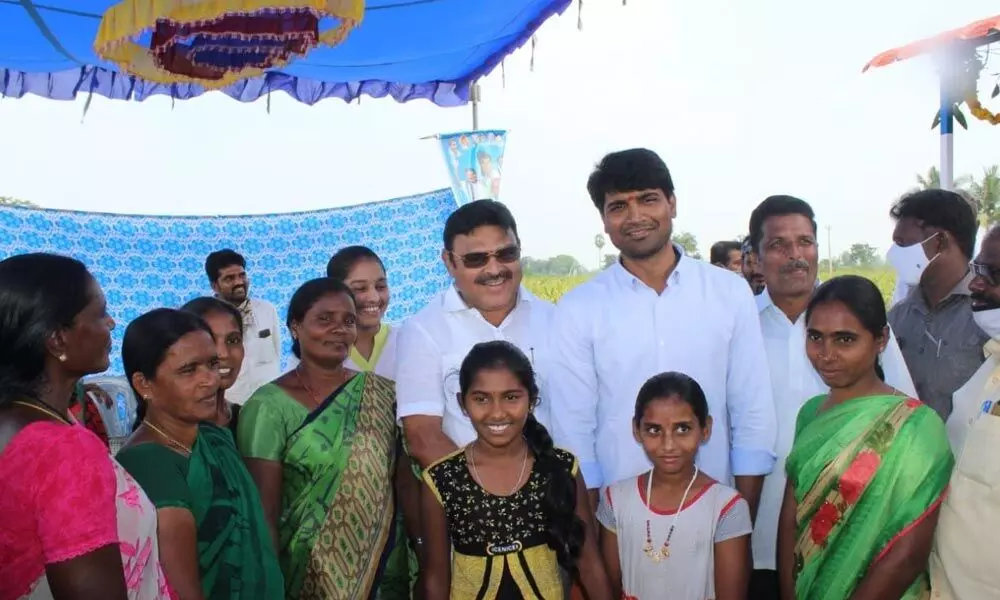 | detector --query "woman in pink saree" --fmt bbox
[0,253,172,600]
